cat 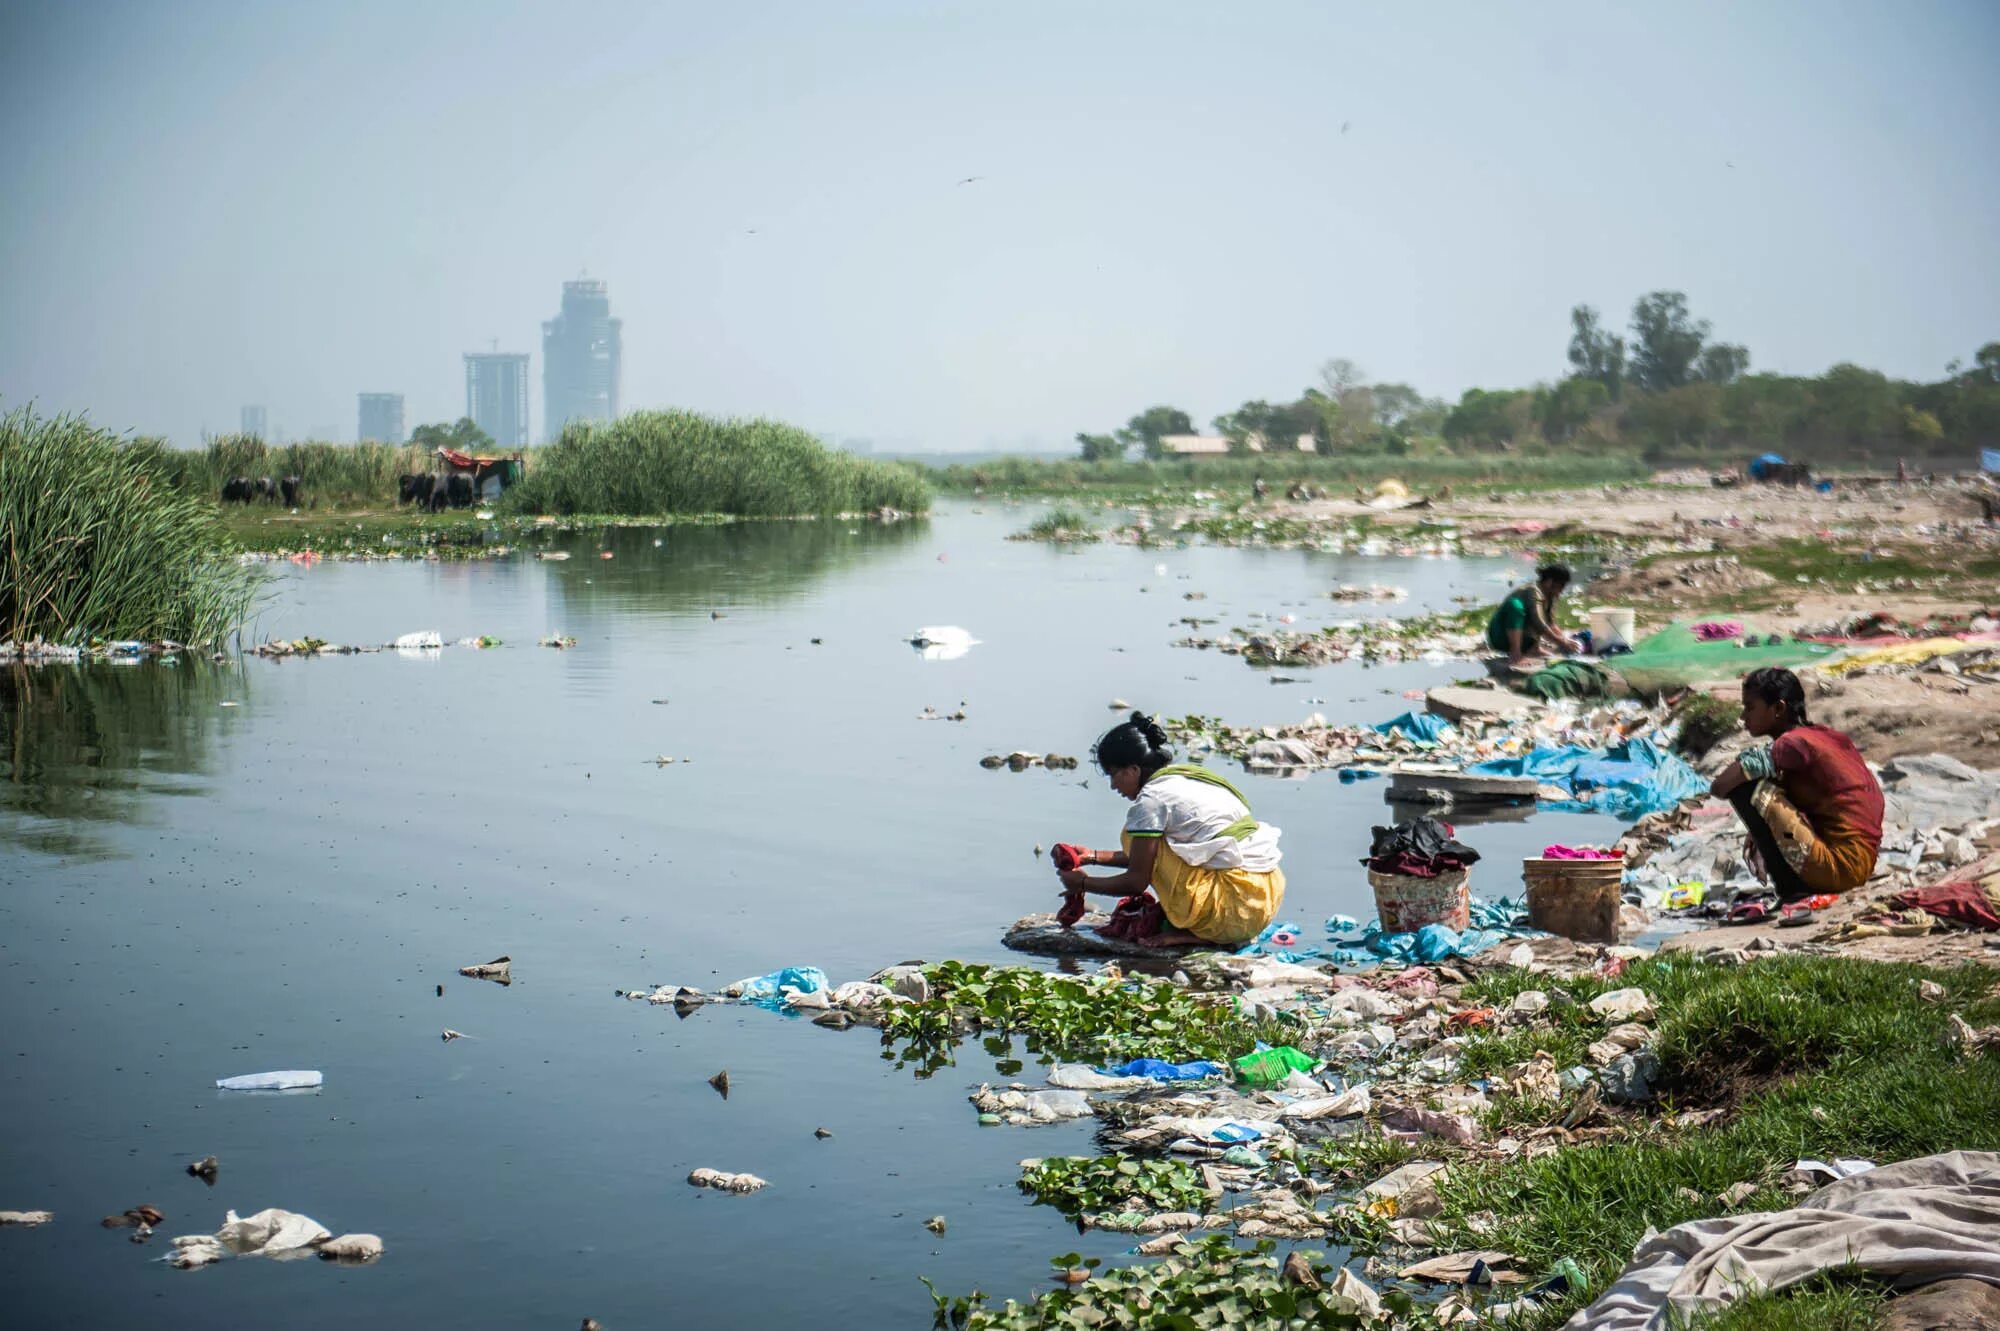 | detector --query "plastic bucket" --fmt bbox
[1367,869,1471,934]
[1522,858,1625,943]
[1588,606,1636,651]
